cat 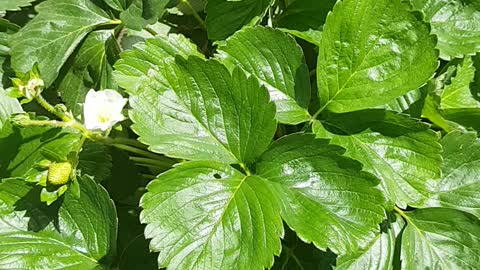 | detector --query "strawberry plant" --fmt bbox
[0,0,480,269]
